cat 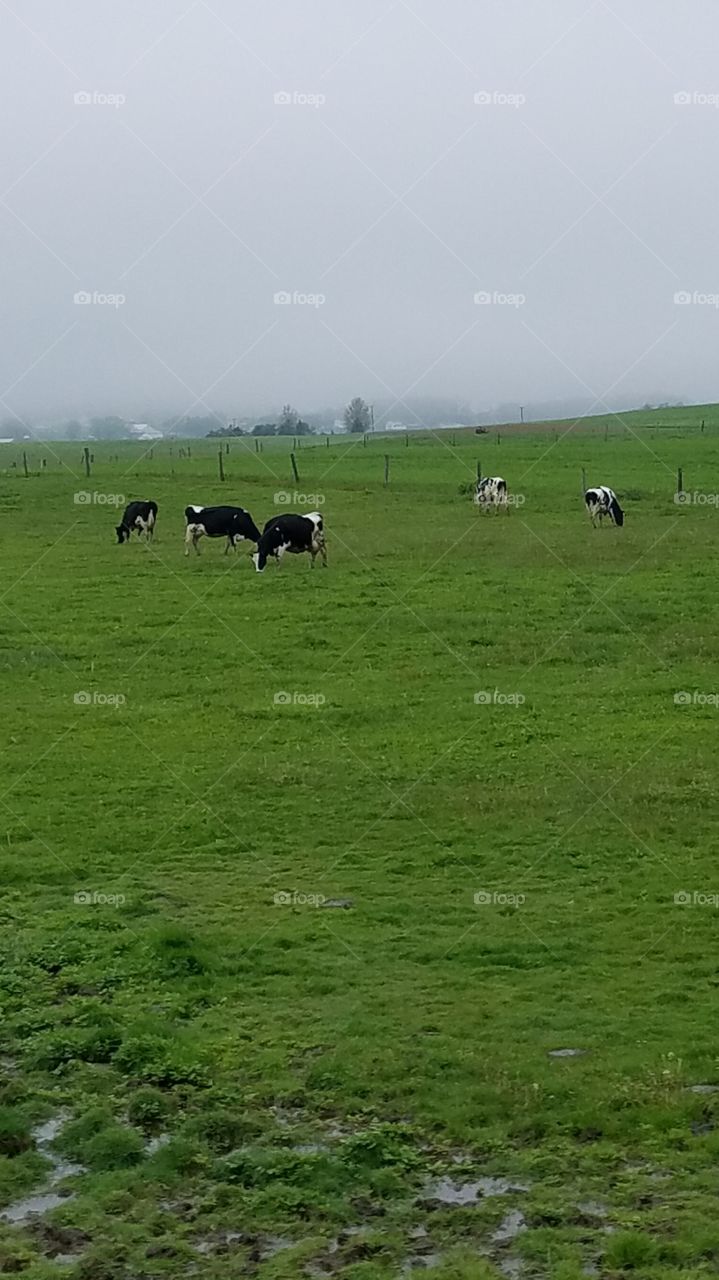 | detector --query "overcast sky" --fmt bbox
[1,0,717,424]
